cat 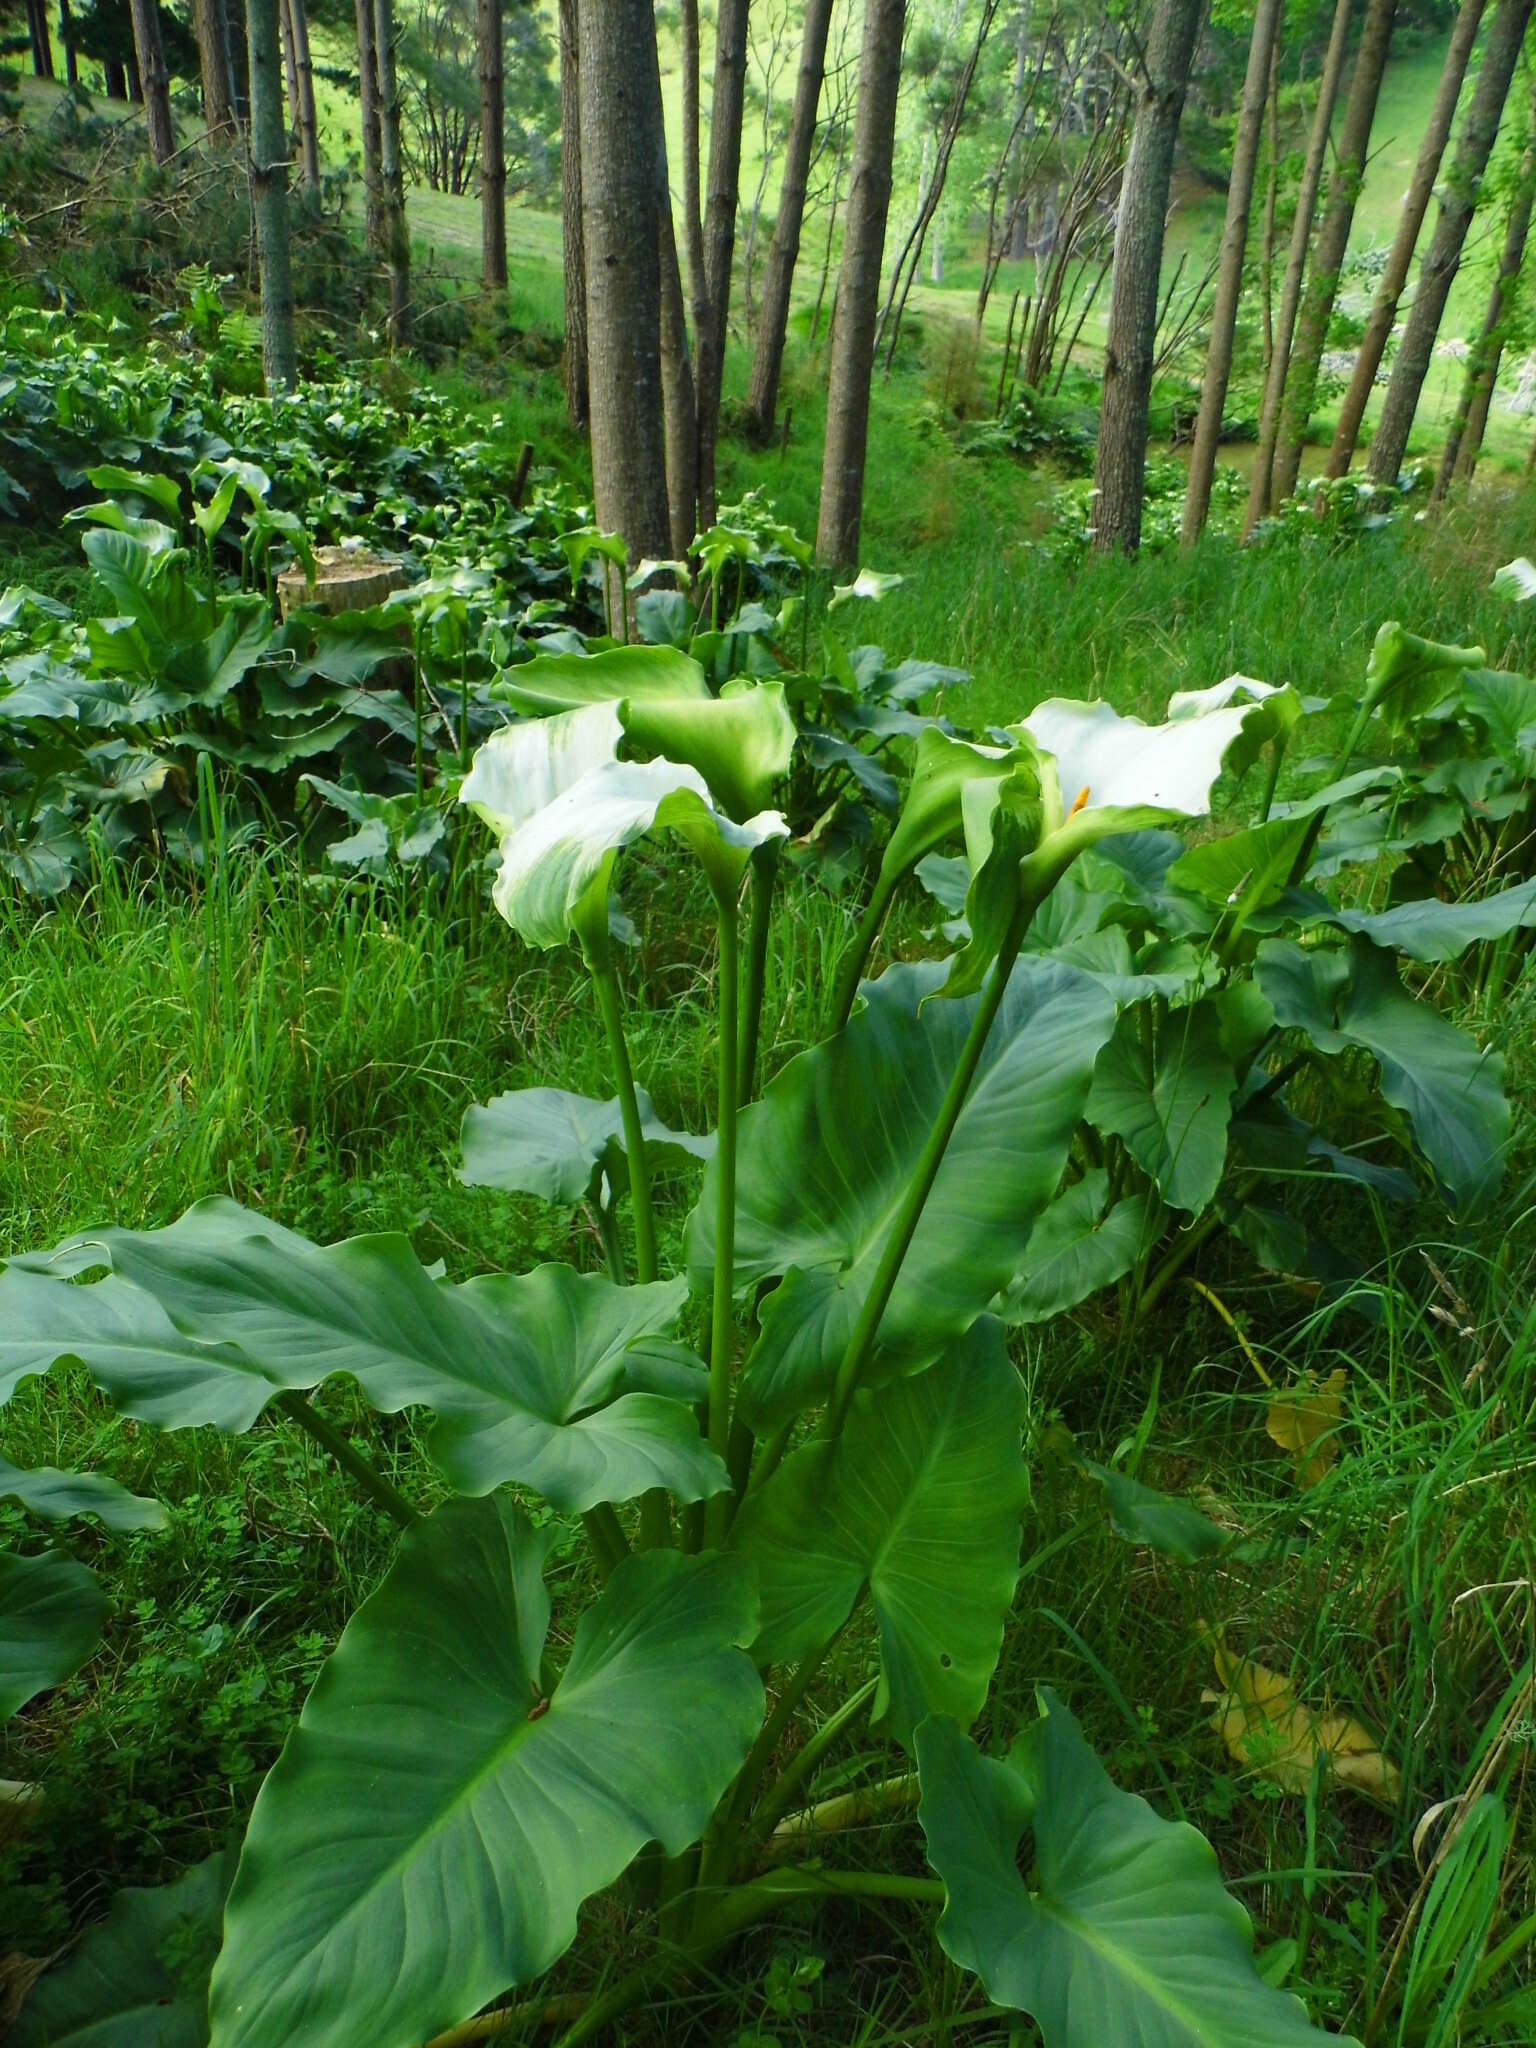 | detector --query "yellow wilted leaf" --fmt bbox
[1203,1638,1400,1806]
[1265,1367,1347,1485]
